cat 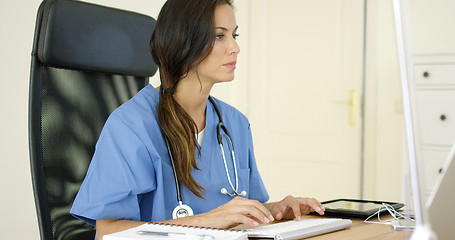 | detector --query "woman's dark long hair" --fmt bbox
[150,0,234,198]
